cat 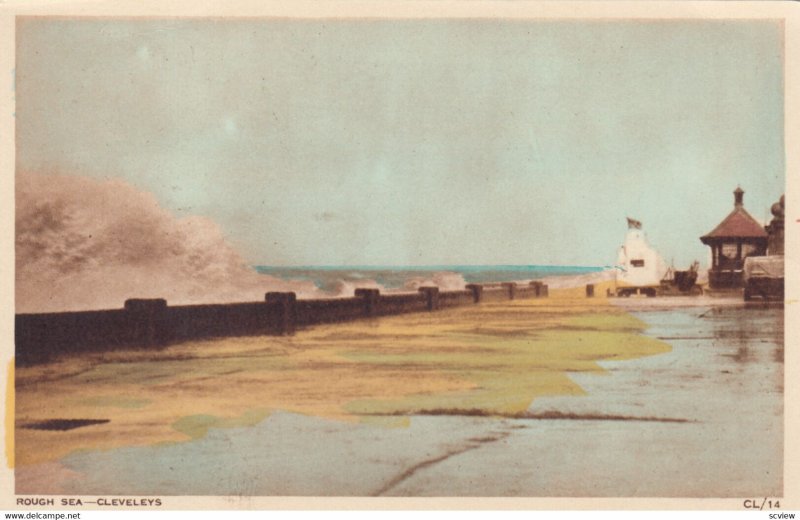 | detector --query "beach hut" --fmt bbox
[699,187,767,290]
[615,218,668,295]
